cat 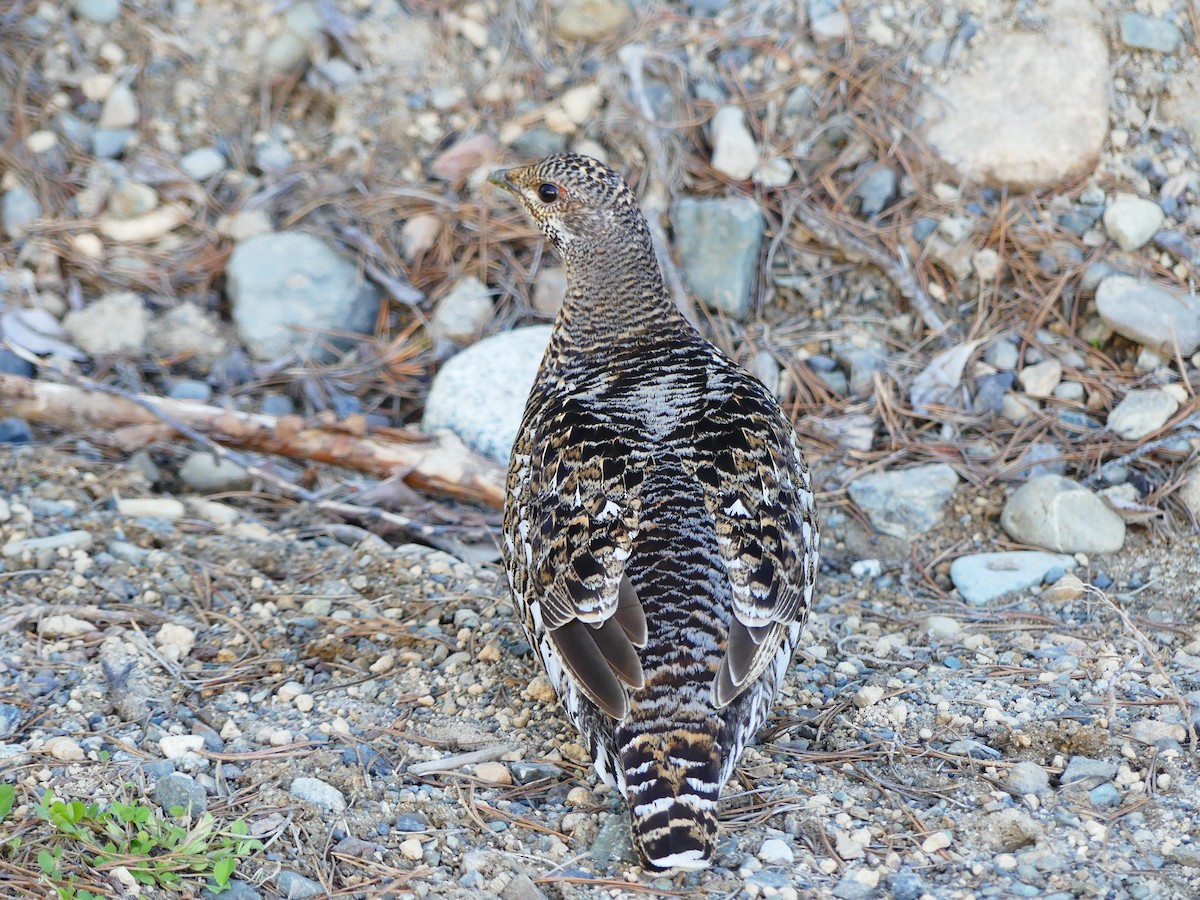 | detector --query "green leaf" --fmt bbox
[213,856,235,886]
[0,784,14,819]
[38,848,58,876]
